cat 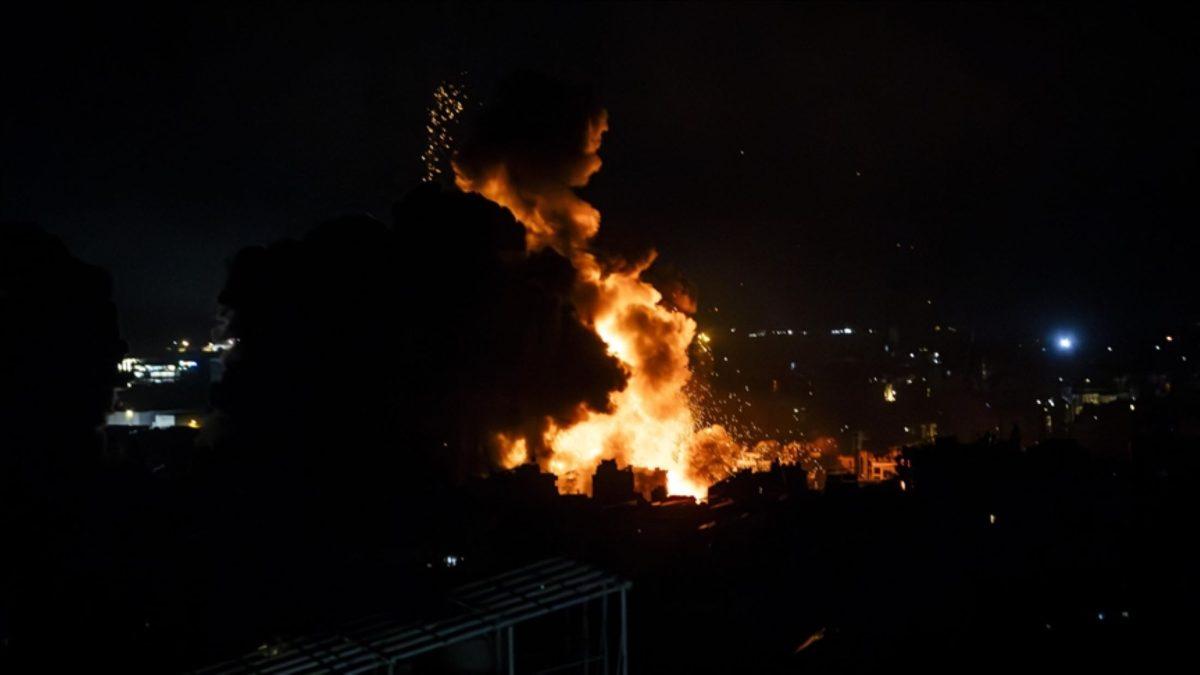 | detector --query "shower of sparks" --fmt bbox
[421,80,468,183]
[686,332,831,490]
[686,333,767,442]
